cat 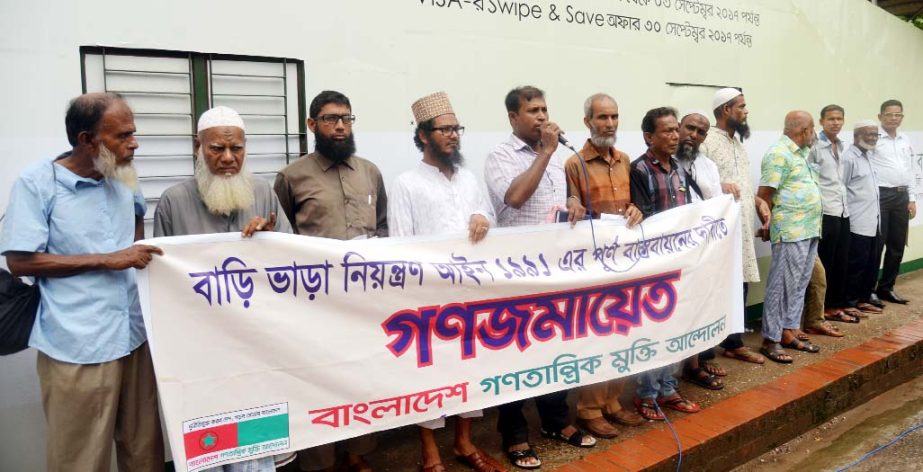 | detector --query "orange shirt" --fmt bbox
[564,140,632,217]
